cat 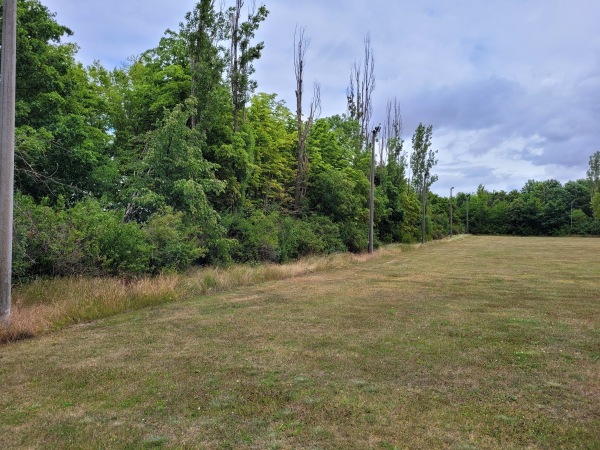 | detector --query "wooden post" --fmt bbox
[0,0,17,329]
